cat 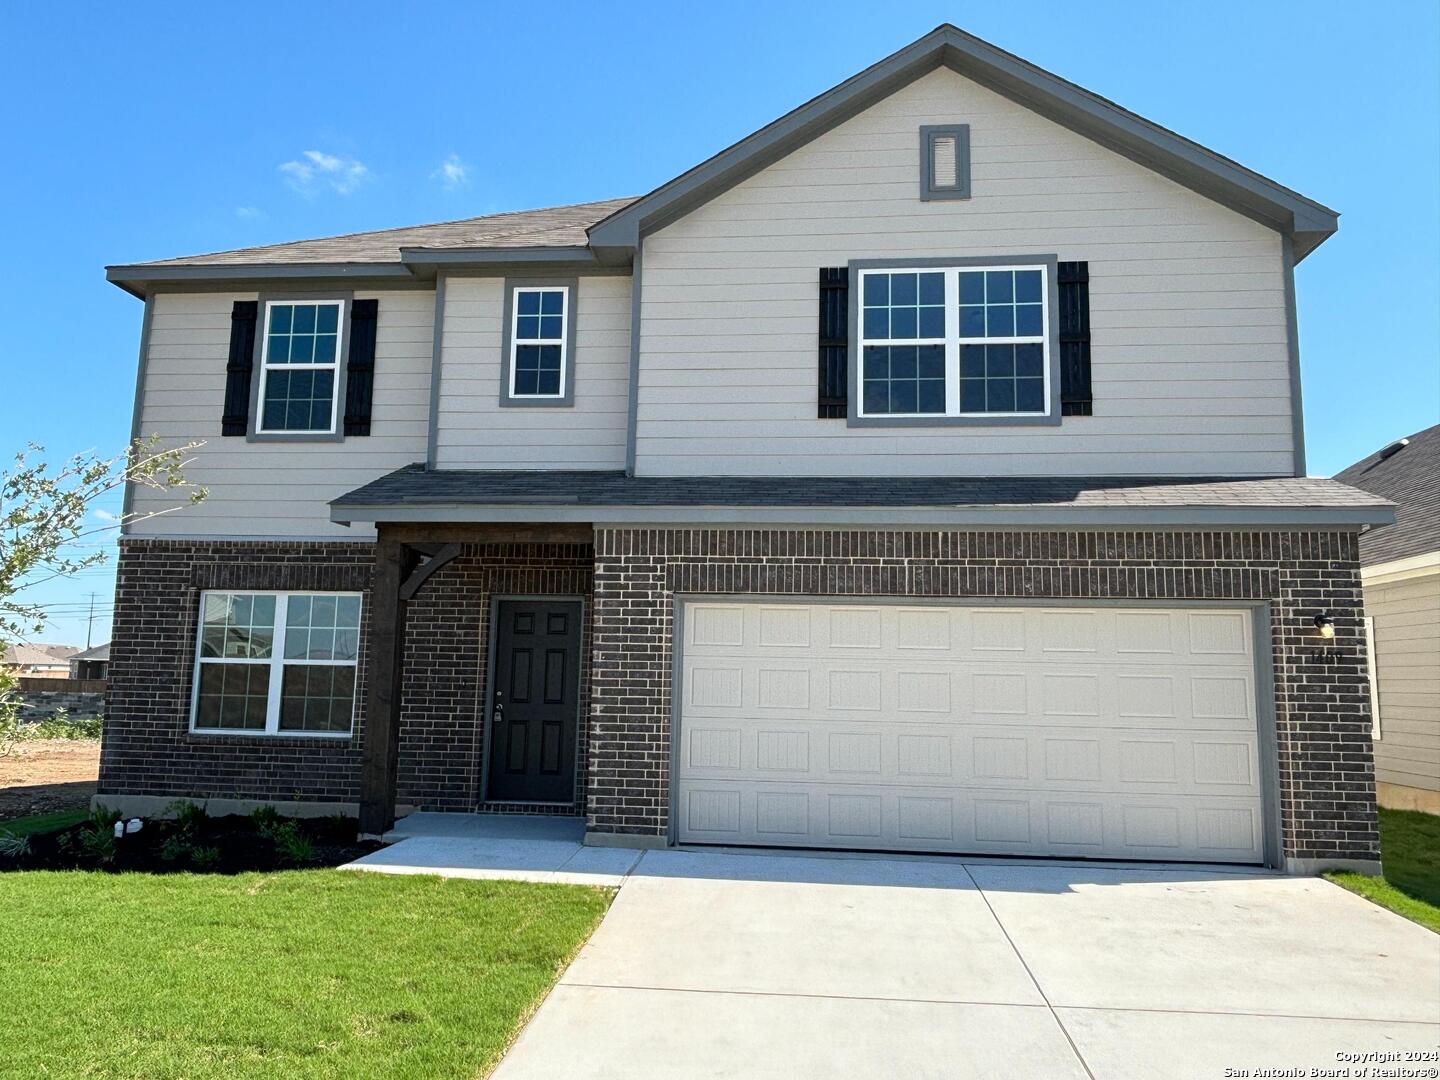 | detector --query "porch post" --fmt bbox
[359,534,407,836]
